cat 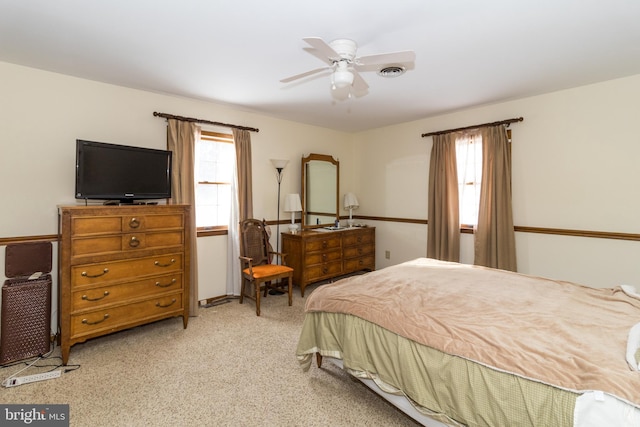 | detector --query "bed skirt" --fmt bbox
[297,311,576,426]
